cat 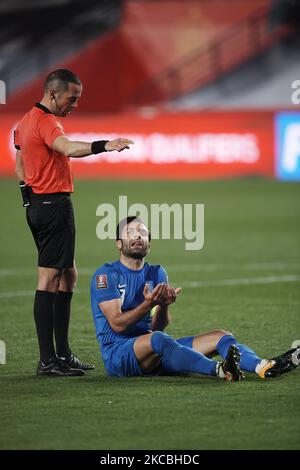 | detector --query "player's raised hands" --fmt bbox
[143,283,182,307]
[105,138,134,152]
[163,286,182,305]
[143,282,168,307]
